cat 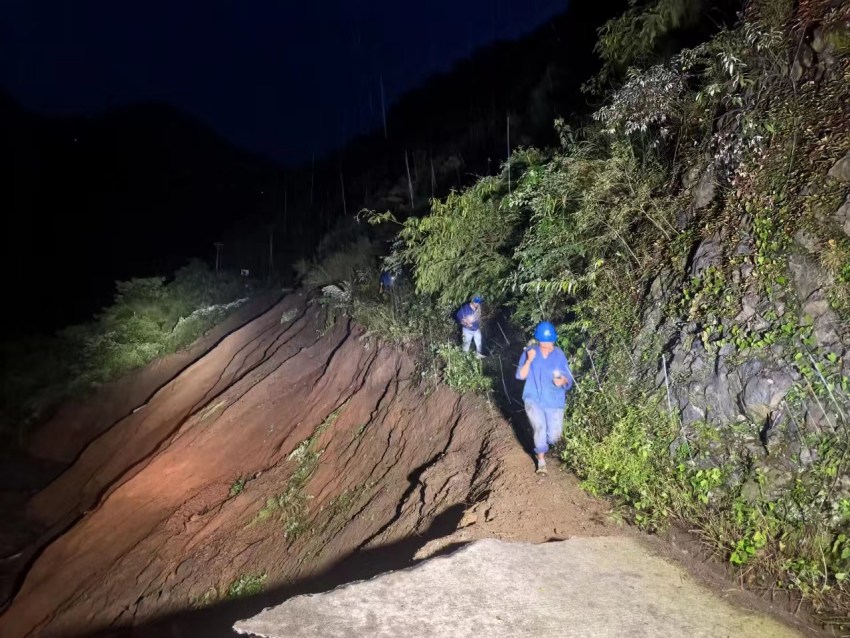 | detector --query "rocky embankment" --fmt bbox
[0,293,513,637]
